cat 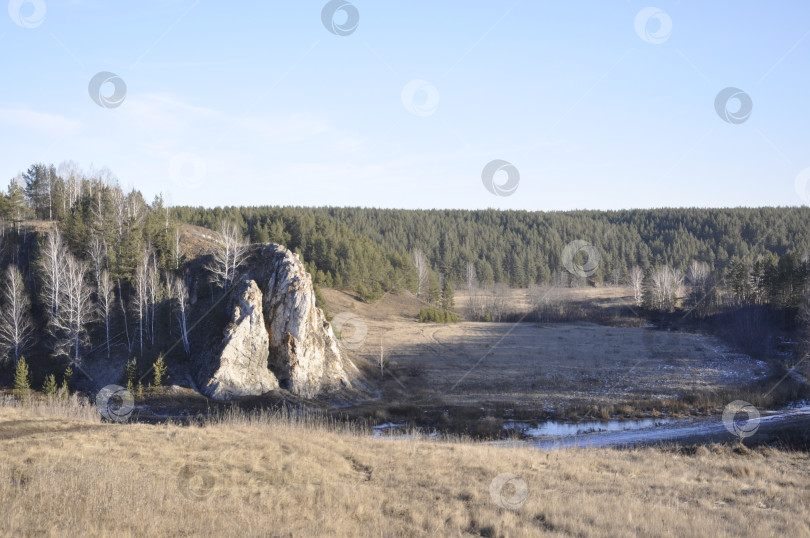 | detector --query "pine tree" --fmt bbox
[5,176,30,230]
[441,280,455,311]
[13,356,30,400]
[62,366,73,391]
[60,366,73,399]
[254,223,270,243]
[123,358,138,393]
[152,354,168,387]
[42,374,58,397]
